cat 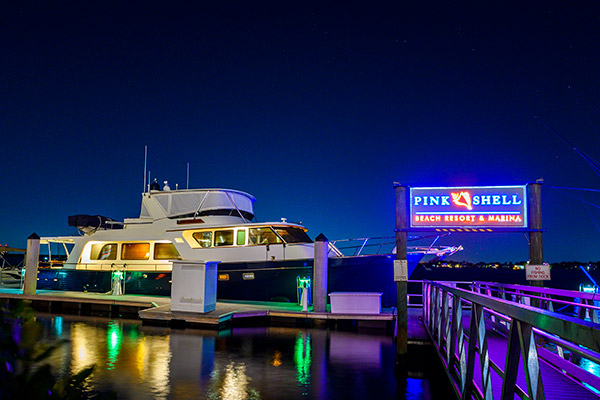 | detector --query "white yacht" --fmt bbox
[43,188,331,271]
[38,186,460,305]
